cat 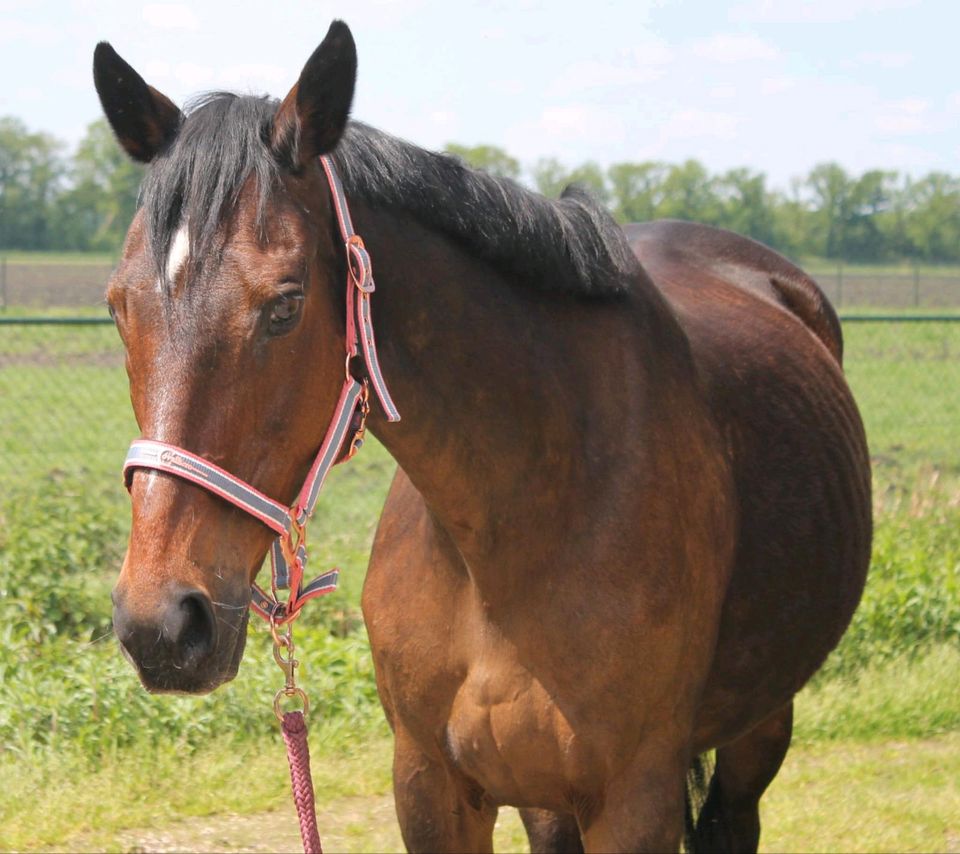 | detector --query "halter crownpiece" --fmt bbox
[122,154,400,626]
